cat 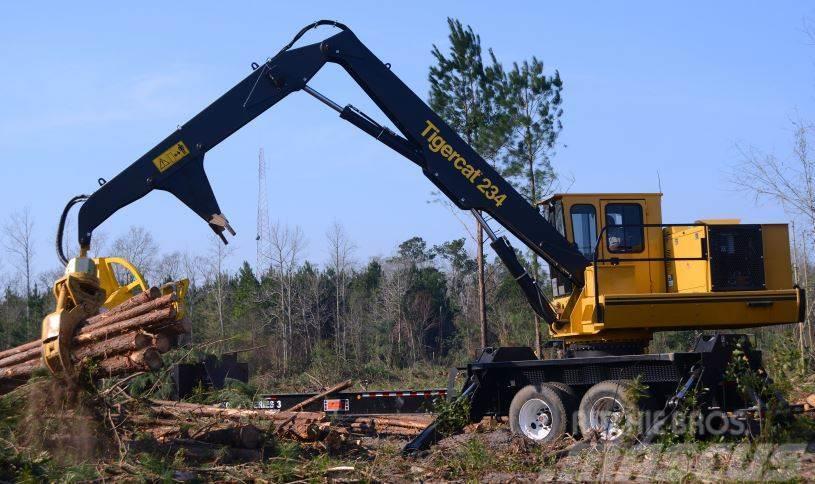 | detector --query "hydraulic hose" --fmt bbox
[275,20,348,56]
[56,194,89,266]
